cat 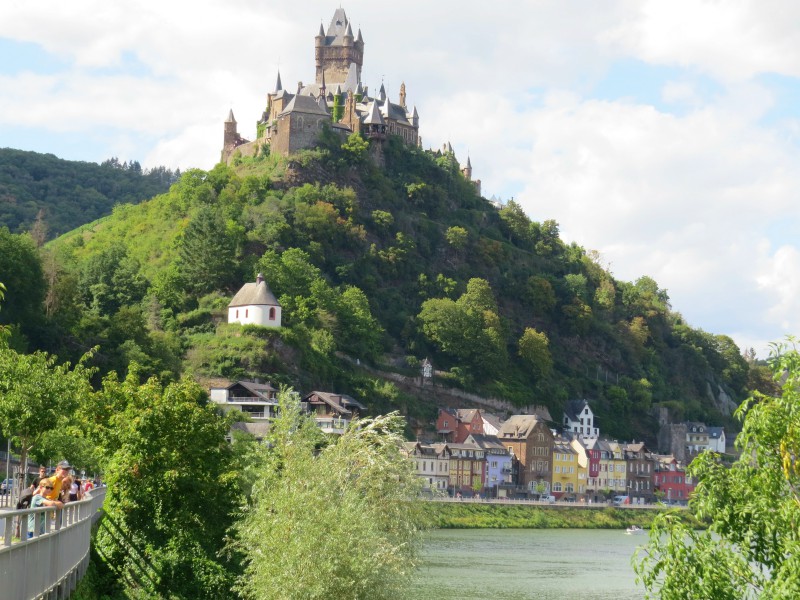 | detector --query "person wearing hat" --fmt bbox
[41,460,72,502]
